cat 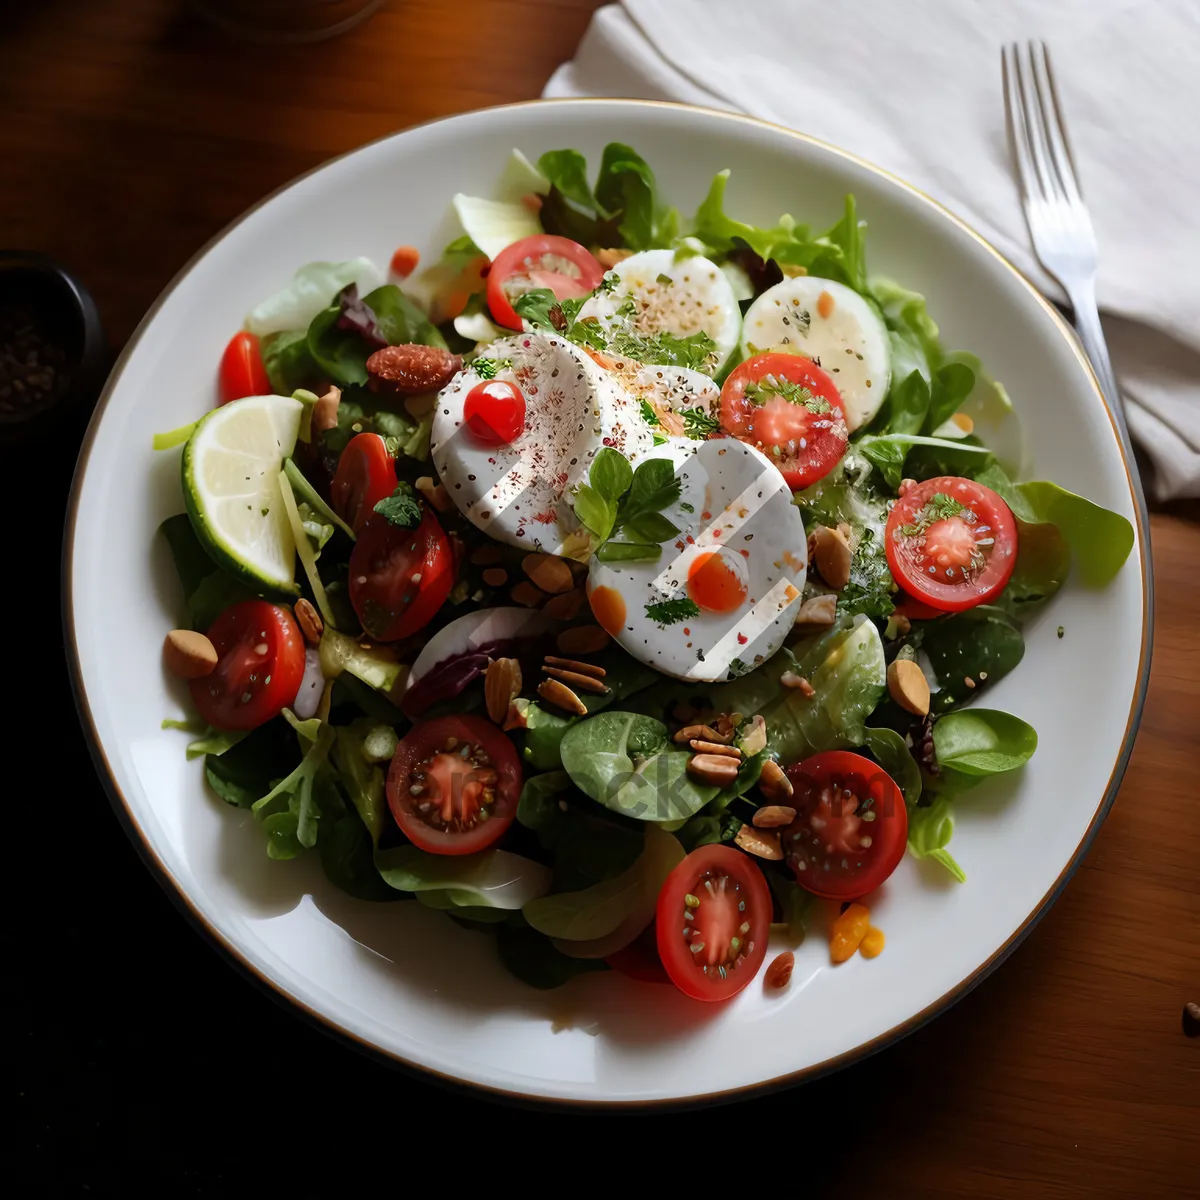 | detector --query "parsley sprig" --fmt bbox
[897,492,972,537]
[644,598,700,625]
[743,375,831,415]
[572,447,682,563]
[682,406,721,439]
[472,356,513,380]
[373,482,422,529]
